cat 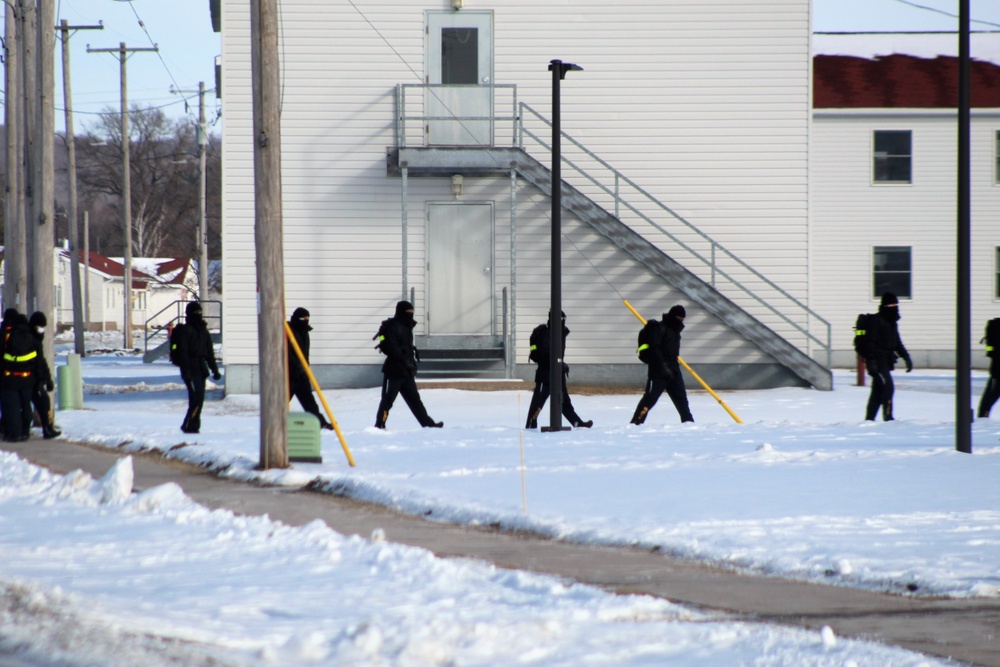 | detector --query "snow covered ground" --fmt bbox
[1,332,997,666]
